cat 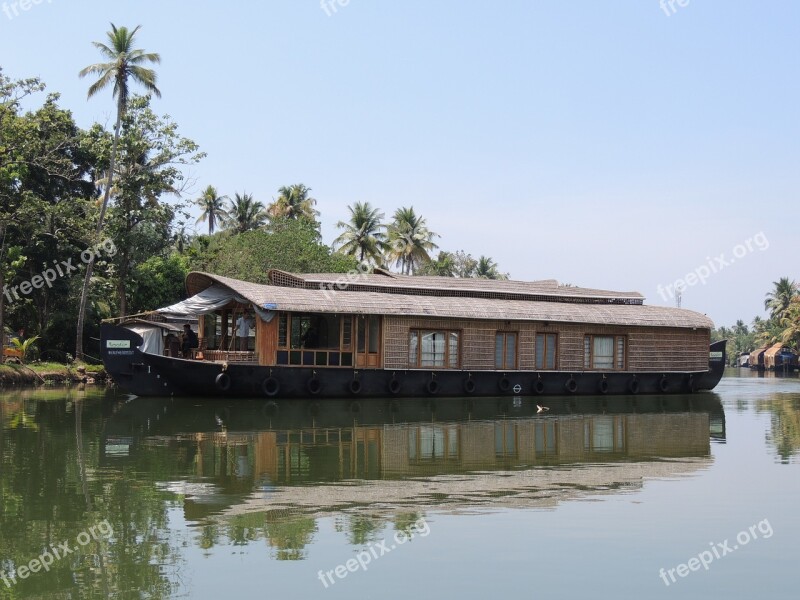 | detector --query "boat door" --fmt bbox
[356,315,382,368]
